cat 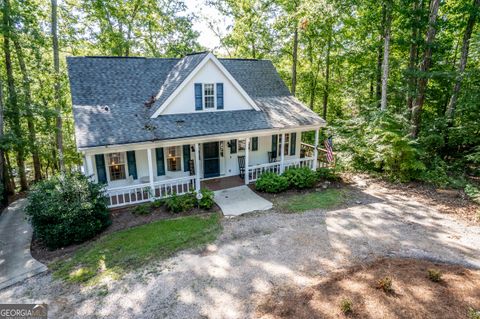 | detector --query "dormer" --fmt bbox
[150,53,259,117]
